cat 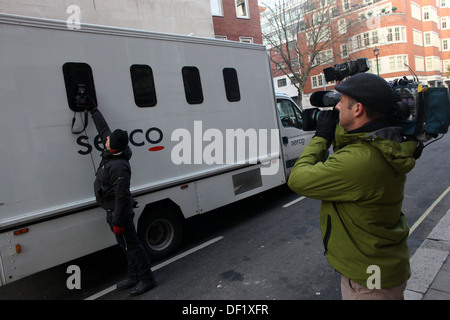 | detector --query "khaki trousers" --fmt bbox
[341,275,408,300]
